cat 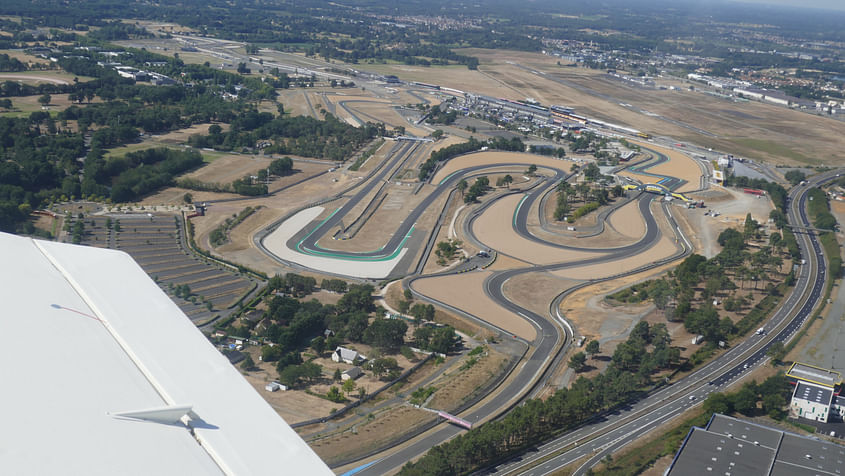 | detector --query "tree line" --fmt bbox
[188,110,385,161]
[400,321,681,475]
[418,137,526,181]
